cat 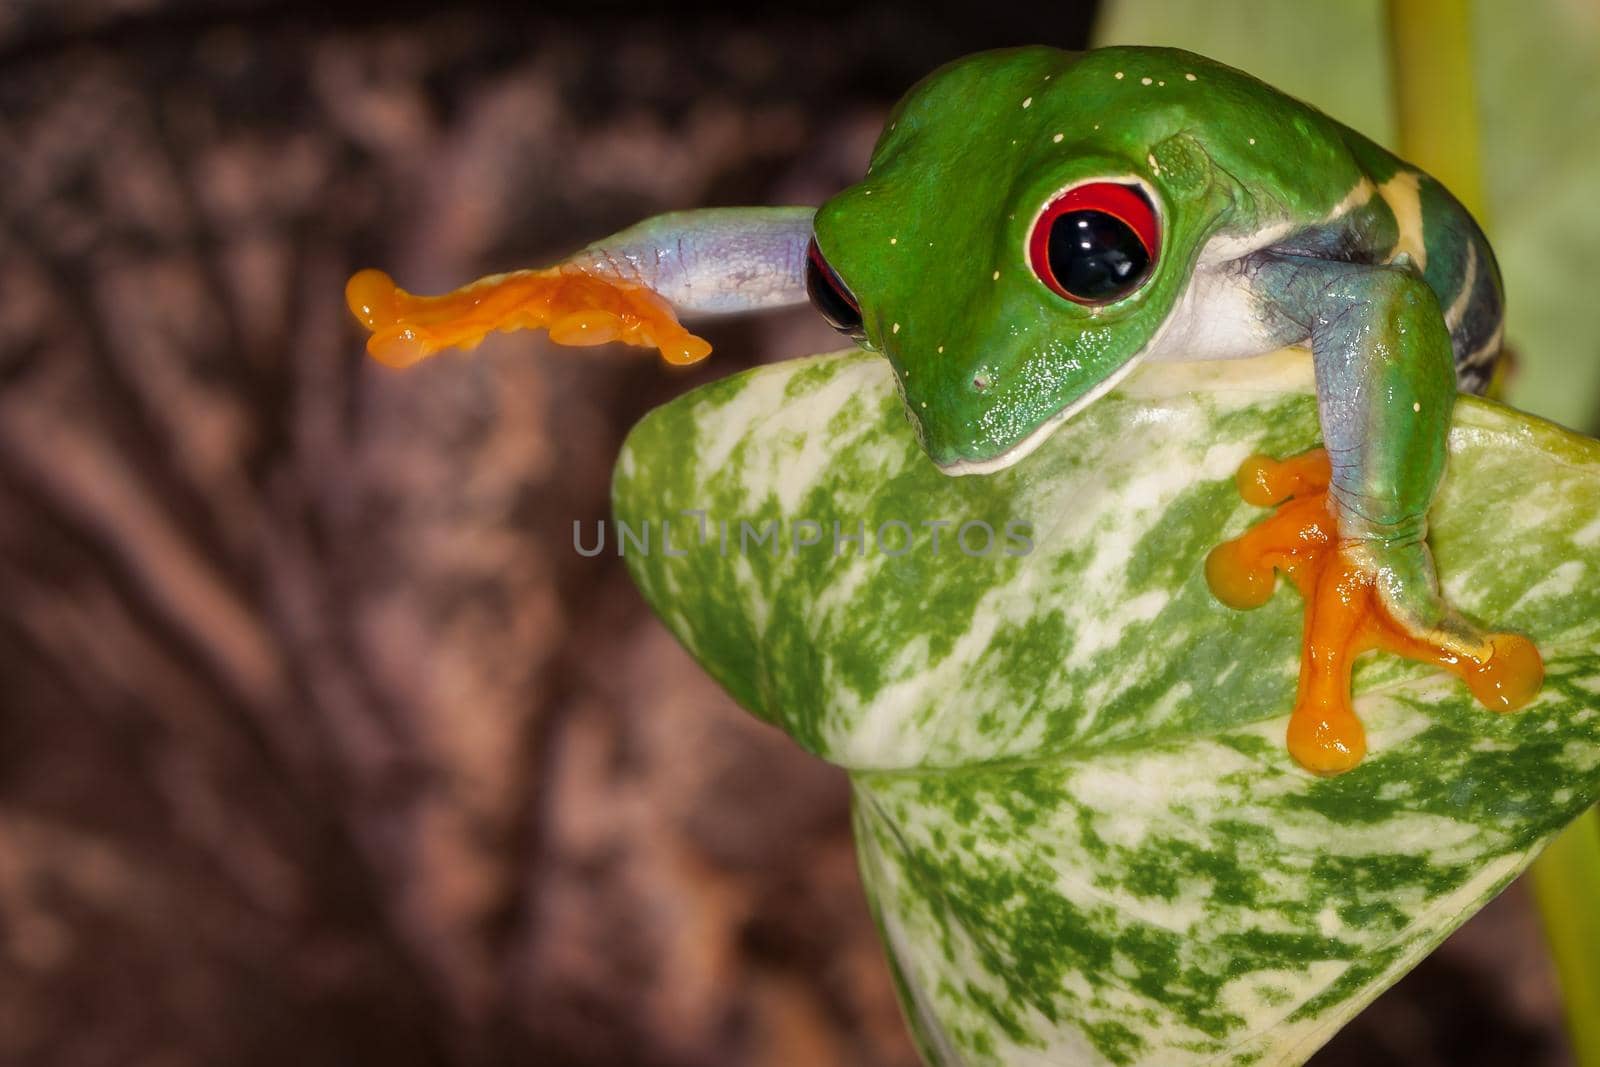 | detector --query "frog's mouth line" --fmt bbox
[935,350,1149,477]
